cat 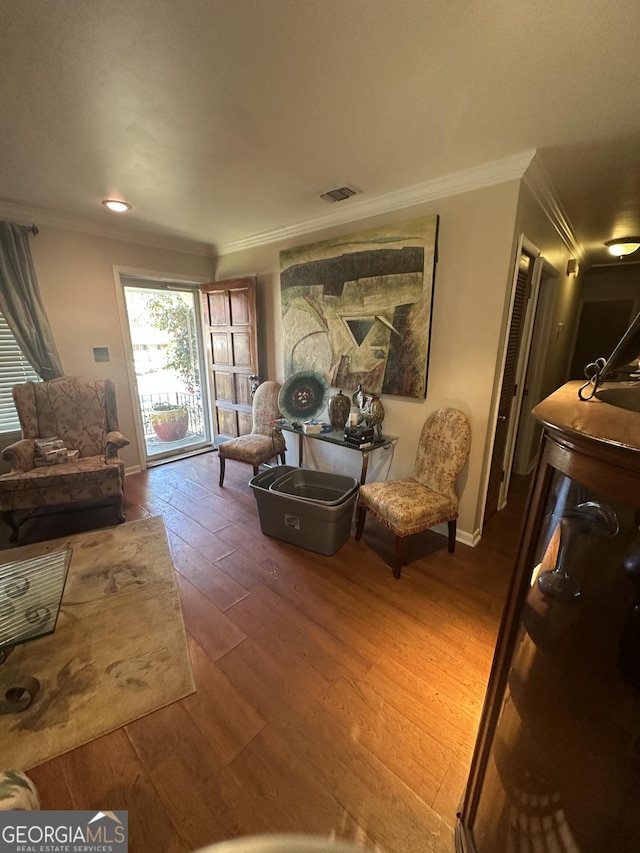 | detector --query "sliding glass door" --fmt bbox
[122,279,211,464]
